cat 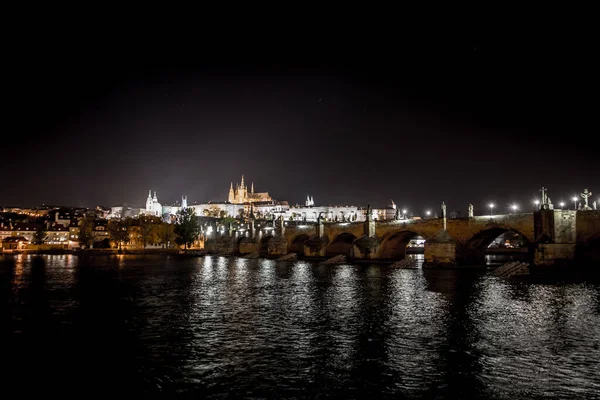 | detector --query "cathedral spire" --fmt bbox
[240,175,245,189]
[228,182,235,203]
[251,182,254,194]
